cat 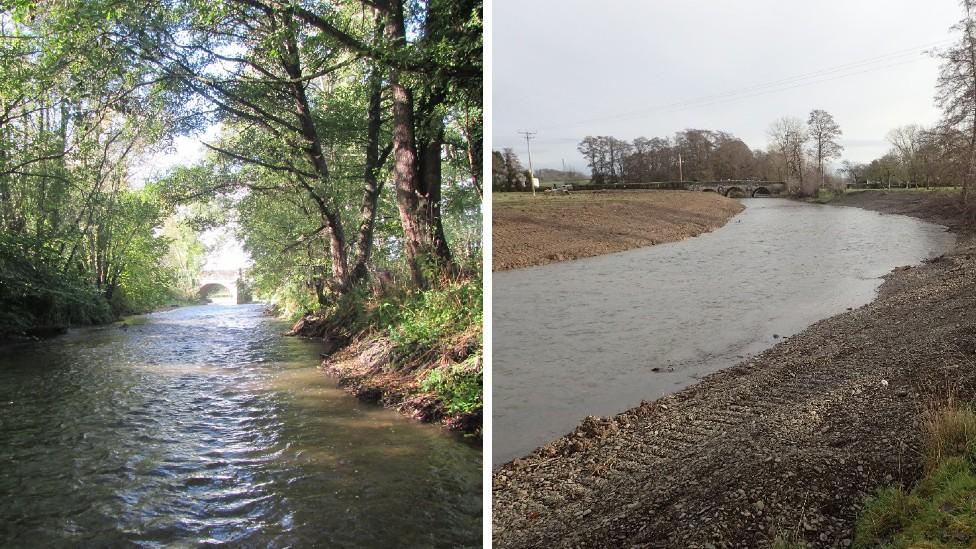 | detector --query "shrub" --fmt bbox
[386,277,483,349]
[420,358,483,414]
